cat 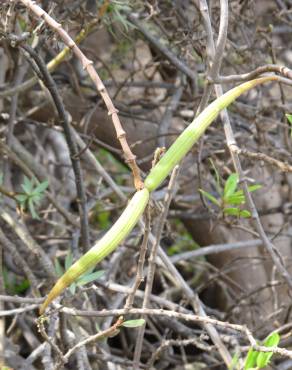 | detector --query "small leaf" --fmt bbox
[33,180,49,194]
[264,332,280,347]
[122,319,145,328]
[286,113,292,124]
[244,348,259,370]
[247,184,262,192]
[28,197,39,219]
[240,209,251,218]
[224,173,239,199]
[21,176,34,194]
[31,193,42,205]
[256,332,280,368]
[223,207,241,216]
[15,194,28,203]
[65,252,73,271]
[226,194,245,205]
[77,270,105,286]
[199,189,220,207]
[257,352,272,368]
[223,208,251,218]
